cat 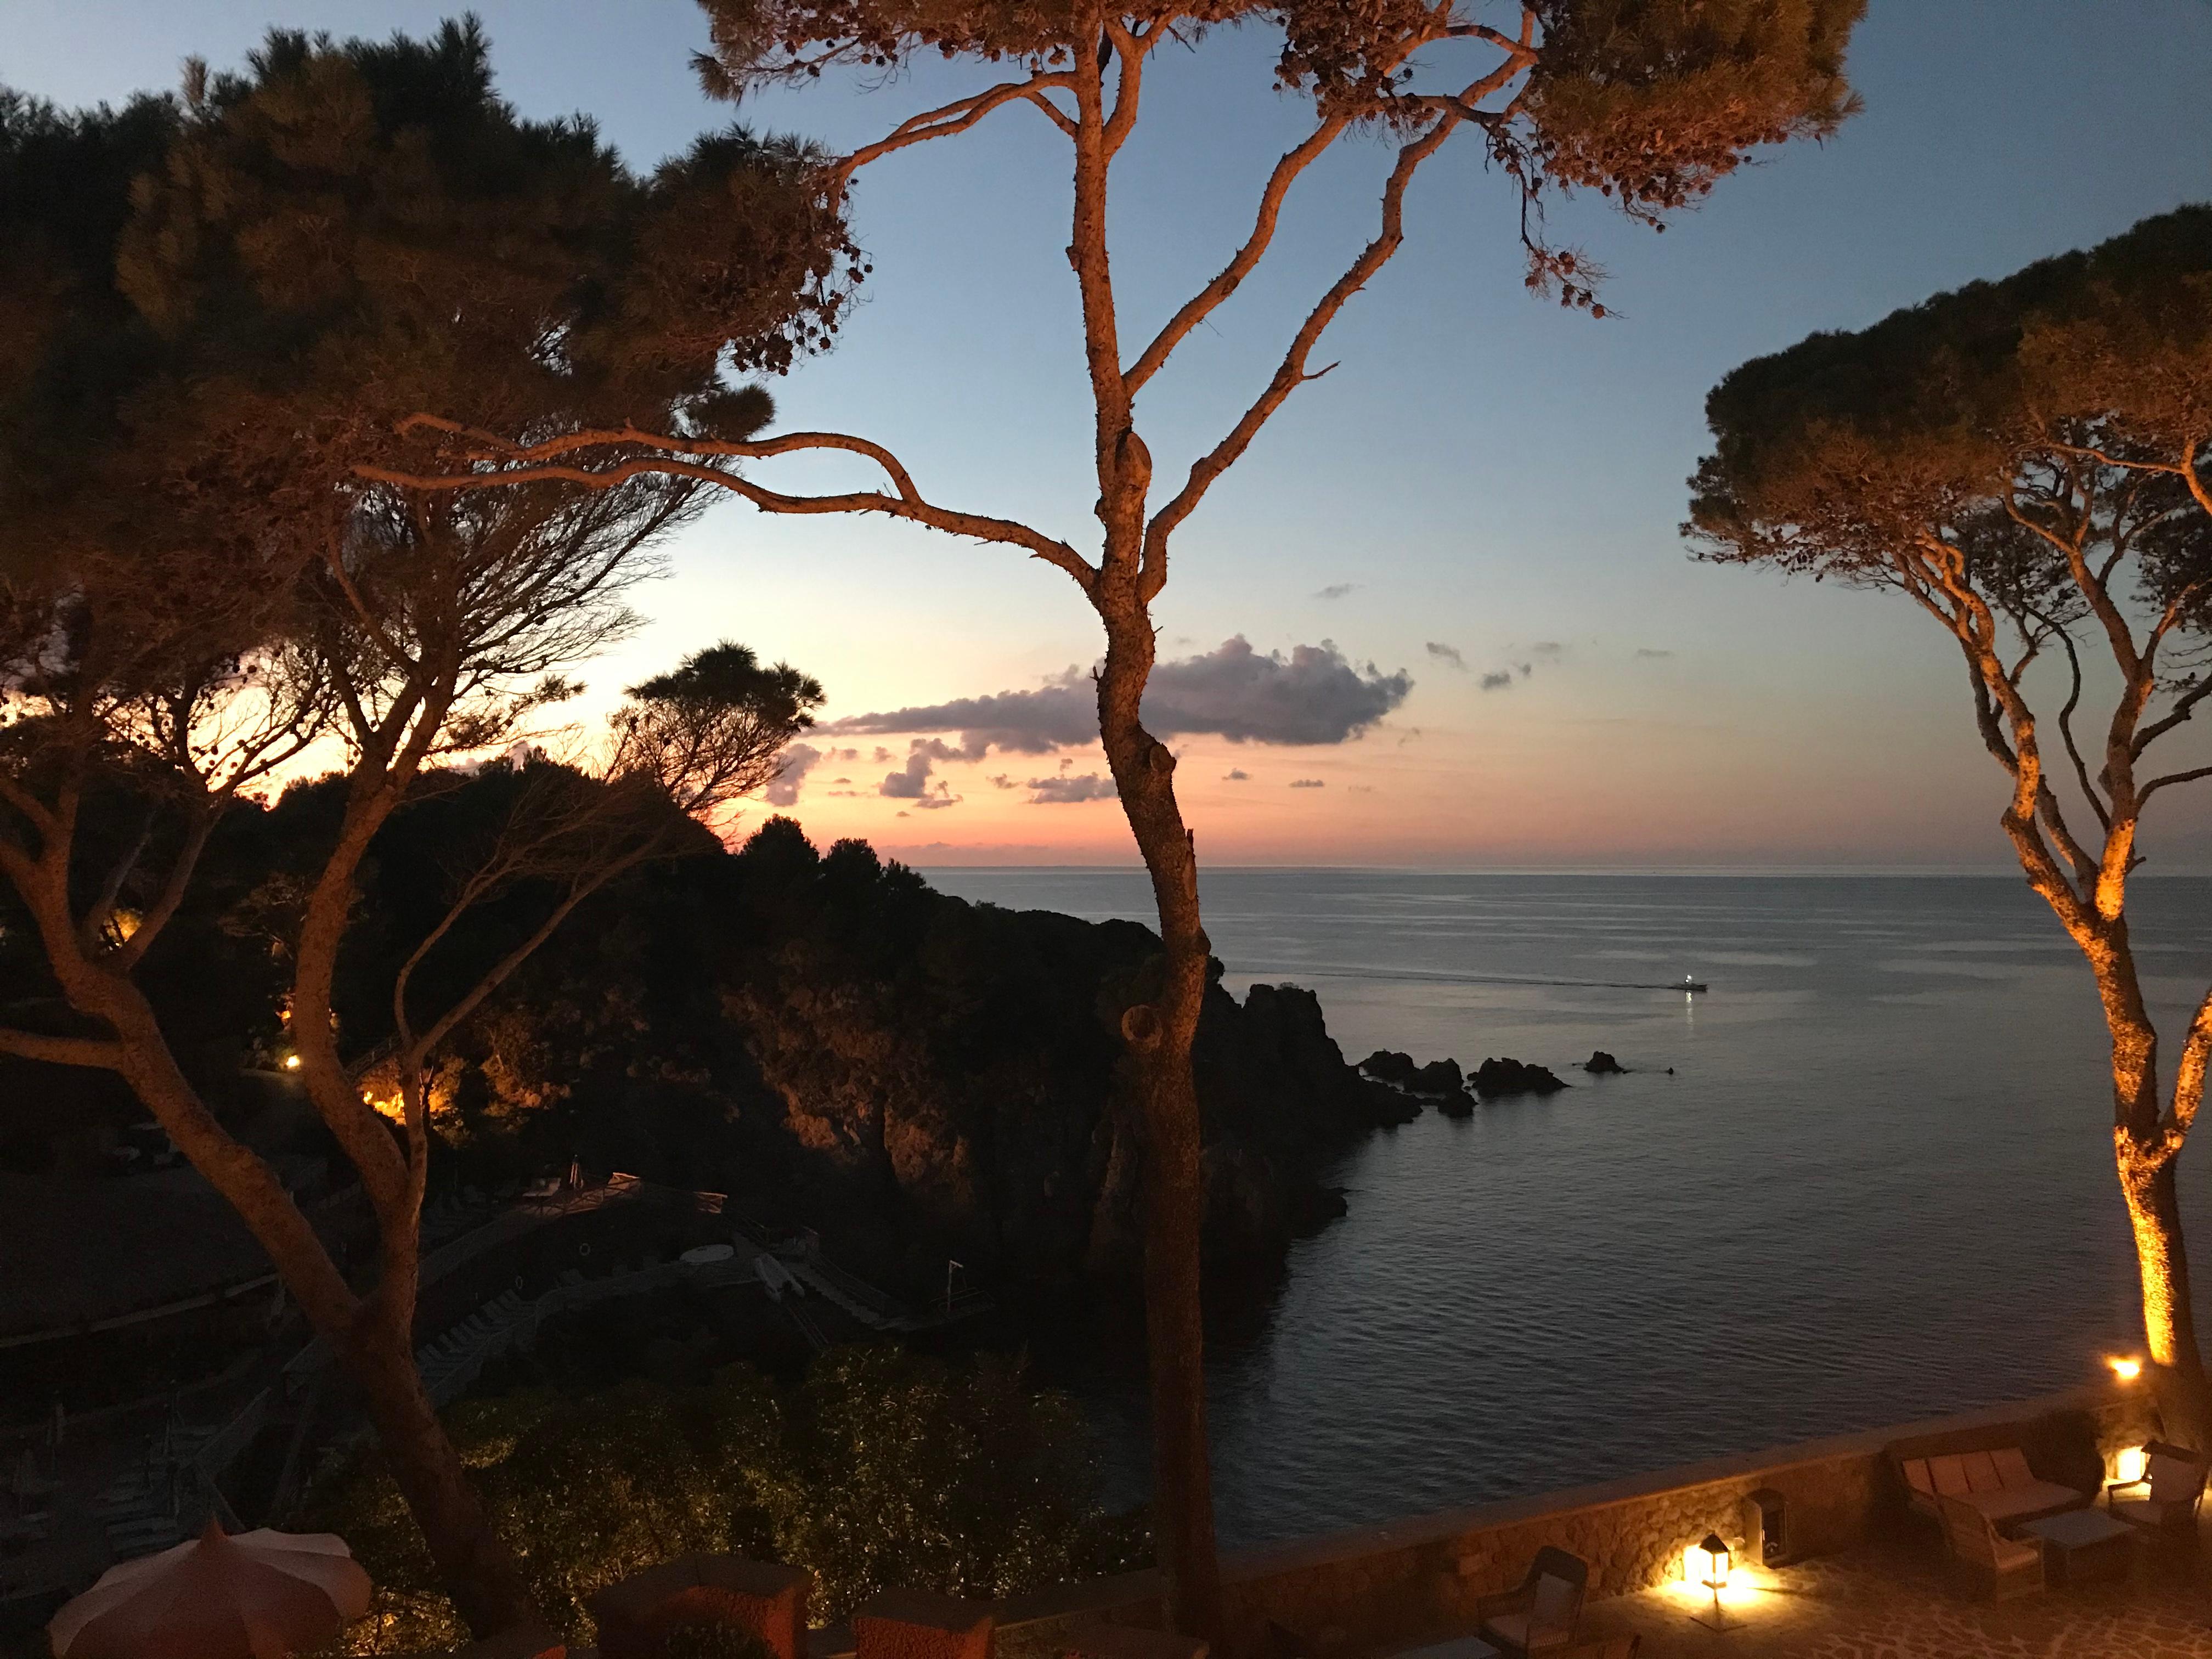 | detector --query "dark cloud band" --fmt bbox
[825,637,1411,756]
